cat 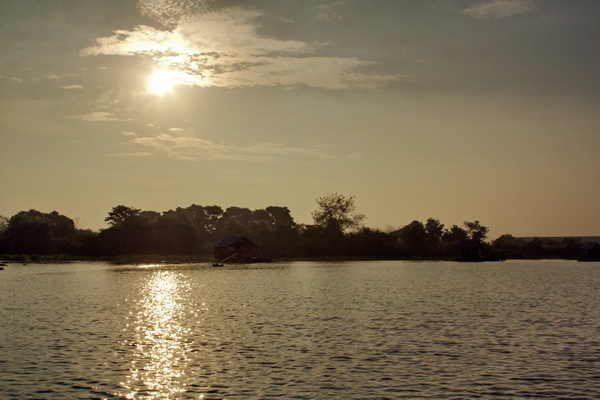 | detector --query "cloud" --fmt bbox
[137,0,243,27]
[463,0,536,19]
[128,133,333,163]
[107,151,153,157]
[61,85,84,89]
[69,111,129,122]
[315,1,348,22]
[0,74,24,83]
[121,131,138,136]
[209,56,407,90]
[81,7,404,90]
